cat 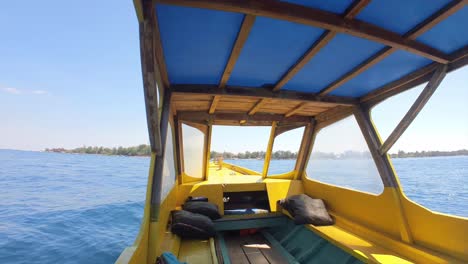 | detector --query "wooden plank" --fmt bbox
[209,95,221,114]
[156,0,449,63]
[294,122,316,178]
[318,0,464,95]
[273,31,337,91]
[273,0,370,91]
[359,63,438,104]
[353,107,414,243]
[225,235,250,264]
[361,45,468,106]
[178,111,312,124]
[353,107,397,188]
[285,102,307,117]
[172,84,358,105]
[248,234,288,264]
[173,116,184,179]
[219,14,256,88]
[315,106,355,129]
[380,65,447,154]
[211,15,256,114]
[204,125,212,180]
